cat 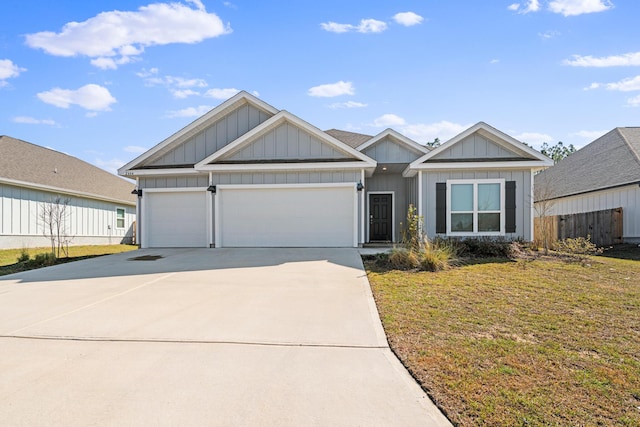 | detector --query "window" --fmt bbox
[447,179,505,235]
[116,208,125,229]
